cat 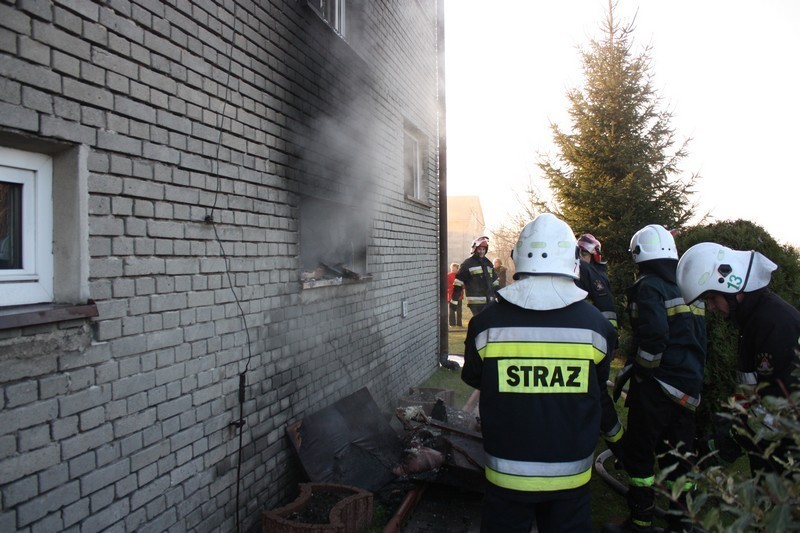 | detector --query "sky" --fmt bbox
[444,0,800,248]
